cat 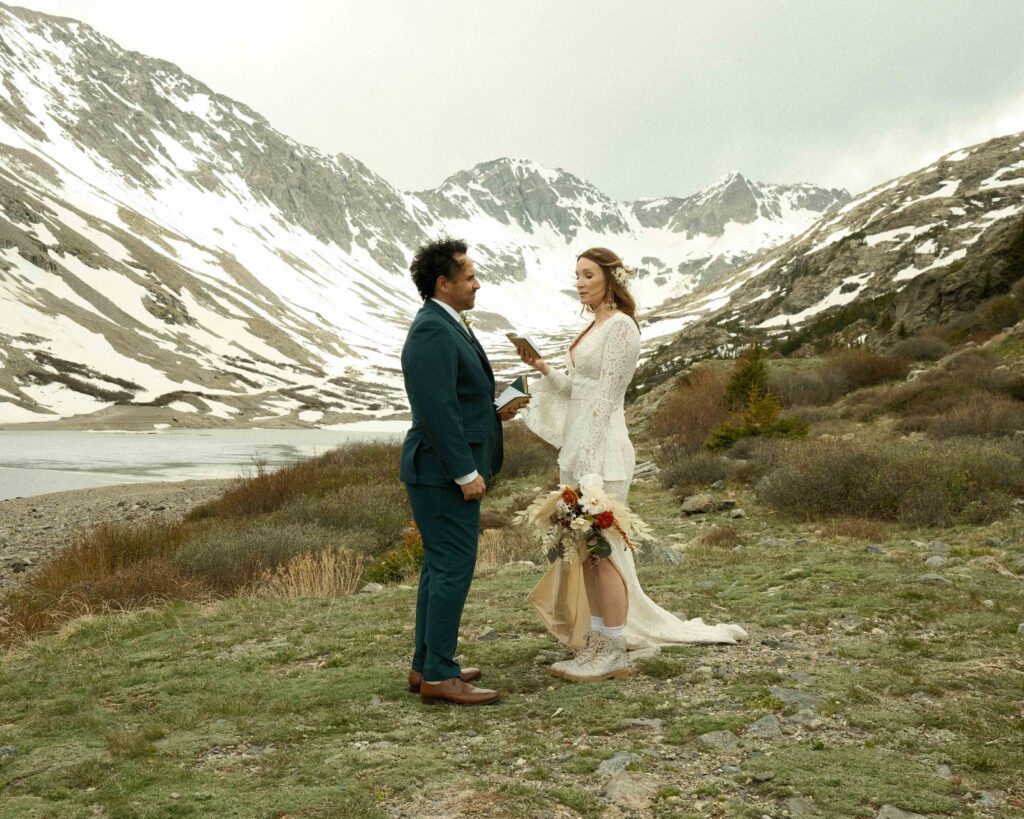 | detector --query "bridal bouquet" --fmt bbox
[516,476,652,563]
